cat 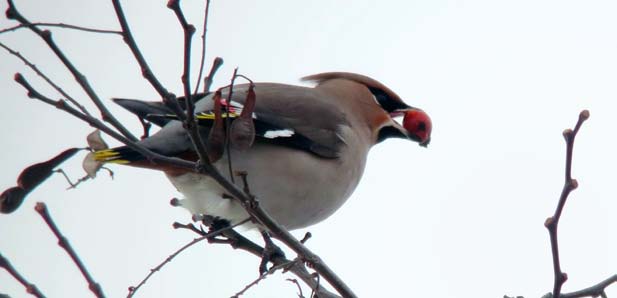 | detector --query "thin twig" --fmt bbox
[234,74,254,84]
[0,22,121,35]
[167,0,212,169]
[110,0,185,120]
[6,0,137,141]
[542,275,617,298]
[34,202,105,298]
[224,68,239,182]
[231,259,298,298]
[0,252,46,298]
[544,110,590,298]
[560,274,617,298]
[193,0,211,95]
[286,278,306,298]
[13,73,198,178]
[0,41,91,116]
[126,218,251,298]
[178,219,341,298]
[204,57,224,93]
